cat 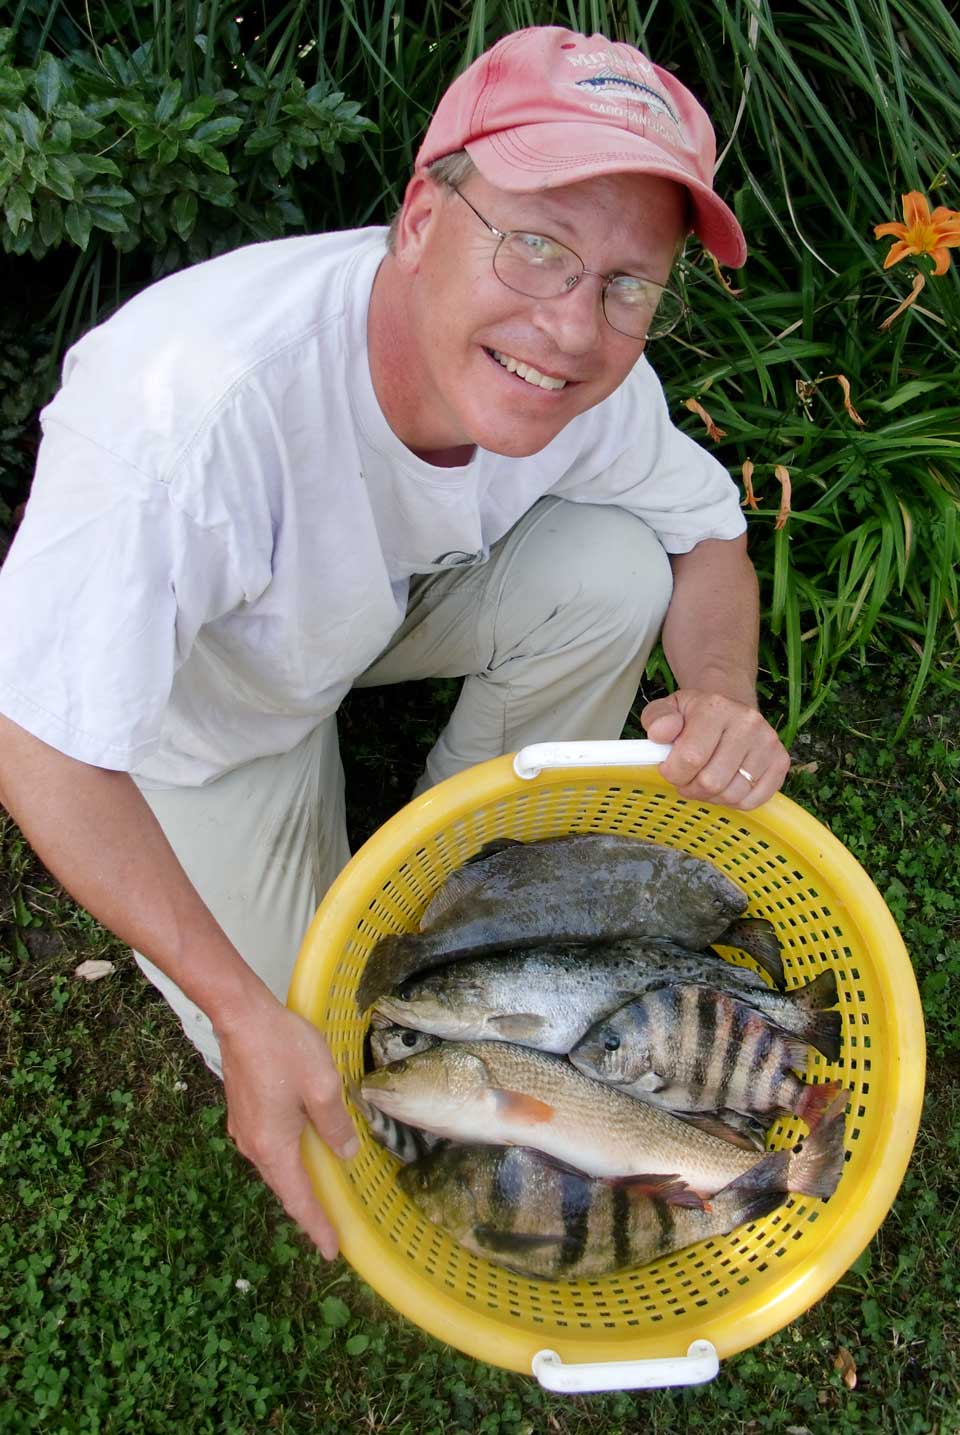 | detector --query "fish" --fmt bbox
[371,942,838,1058]
[398,1097,848,1280]
[355,1027,444,1162]
[369,1024,440,1067]
[570,983,842,1127]
[361,1039,844,1198]
[357,833,783,1009]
